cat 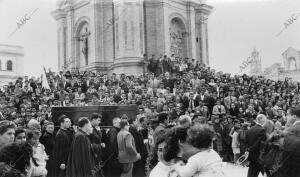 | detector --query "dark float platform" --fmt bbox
[51,105,137,127]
